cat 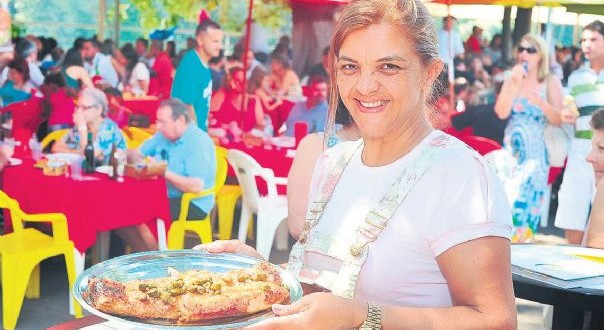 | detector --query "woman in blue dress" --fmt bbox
[0,58,34,106]
[495,34,564,242]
